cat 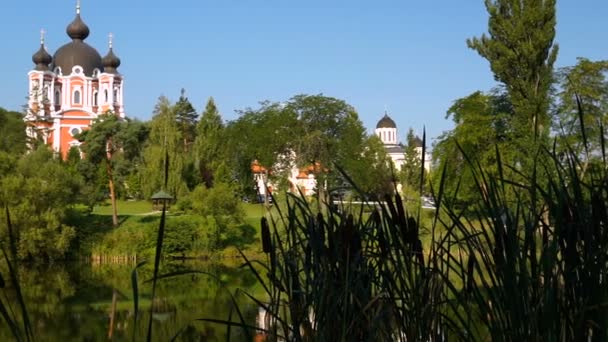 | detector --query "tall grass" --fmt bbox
[234,107,608,340]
